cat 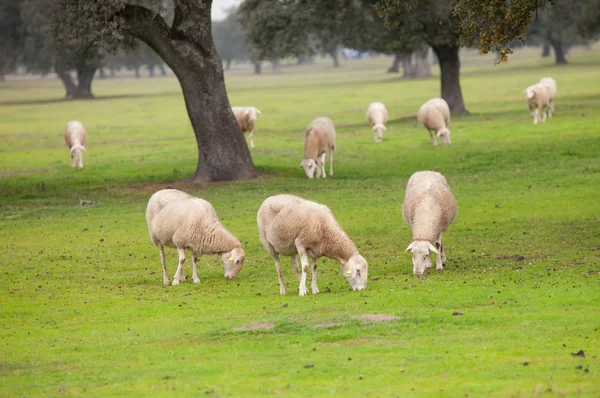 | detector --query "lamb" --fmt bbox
[402,171,457,276]
[300,117,336,179]
[424,97,450,127]
[524,84,550,125]
[417,102,451,146]
[539,77,557,117]
[64,120,87,168]
[257,194,368,296]
[366,102,389,142]
[232,106,262,148]
[146,190,246,286]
